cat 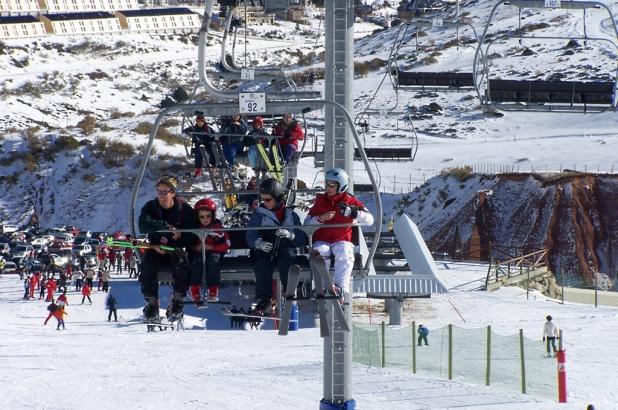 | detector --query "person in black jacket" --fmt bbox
[183,113,215,177]
[220,114,248,168]
[138,176,198,322]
